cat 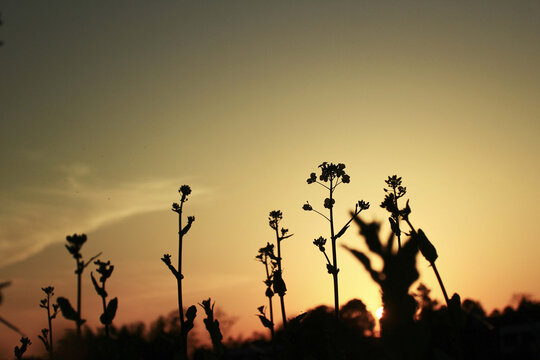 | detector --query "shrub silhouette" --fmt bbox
[304,162,369,319]
[162,185,197,360]
[38,286,59,359]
